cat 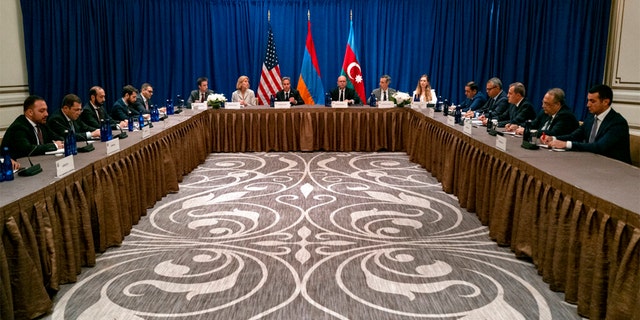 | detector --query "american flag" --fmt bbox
[257,25,282,105]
